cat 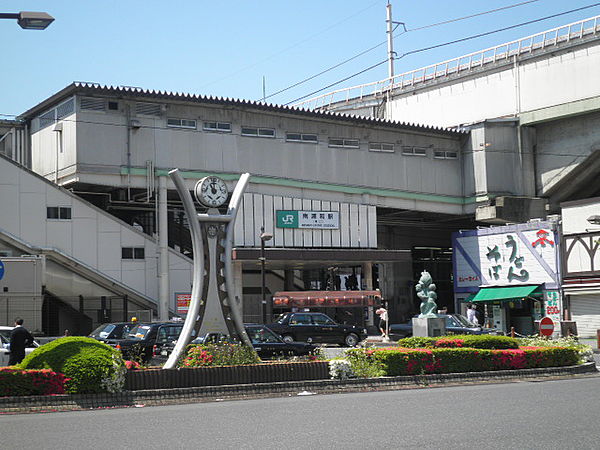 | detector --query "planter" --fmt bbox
[125,361,329,390]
